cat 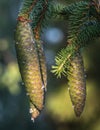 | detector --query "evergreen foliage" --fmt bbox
[31,0,52,31]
